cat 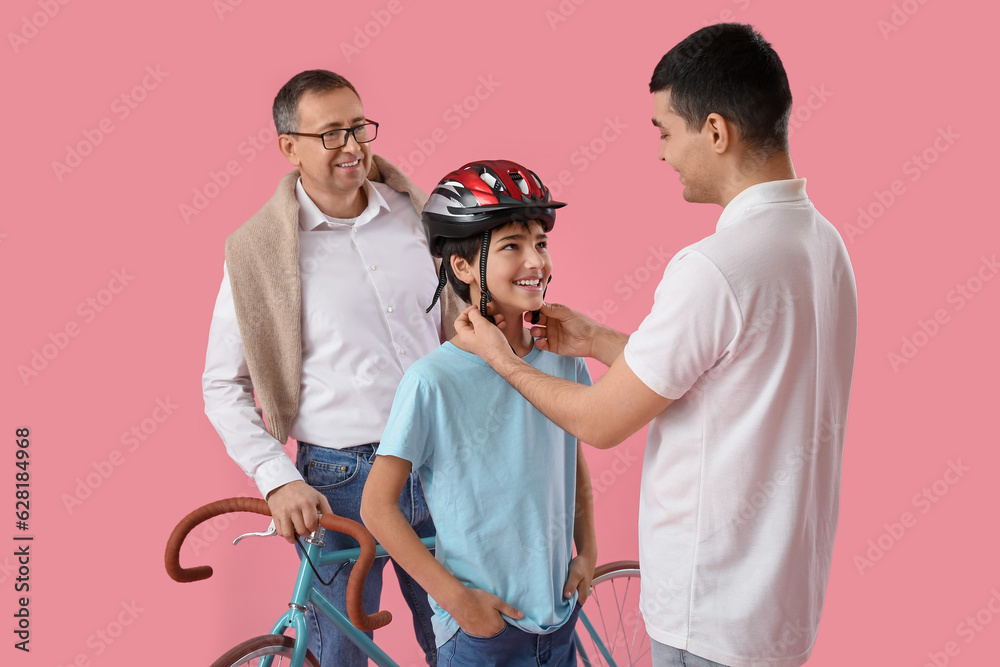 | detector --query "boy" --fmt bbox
[361,160,596,666]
